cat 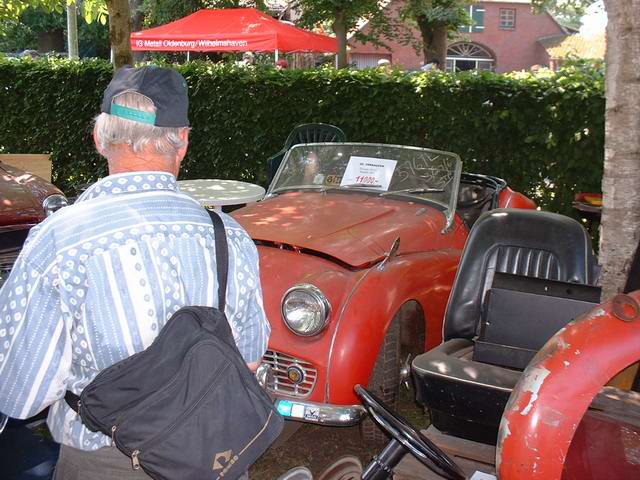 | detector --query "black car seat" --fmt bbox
[412,209,599,444]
